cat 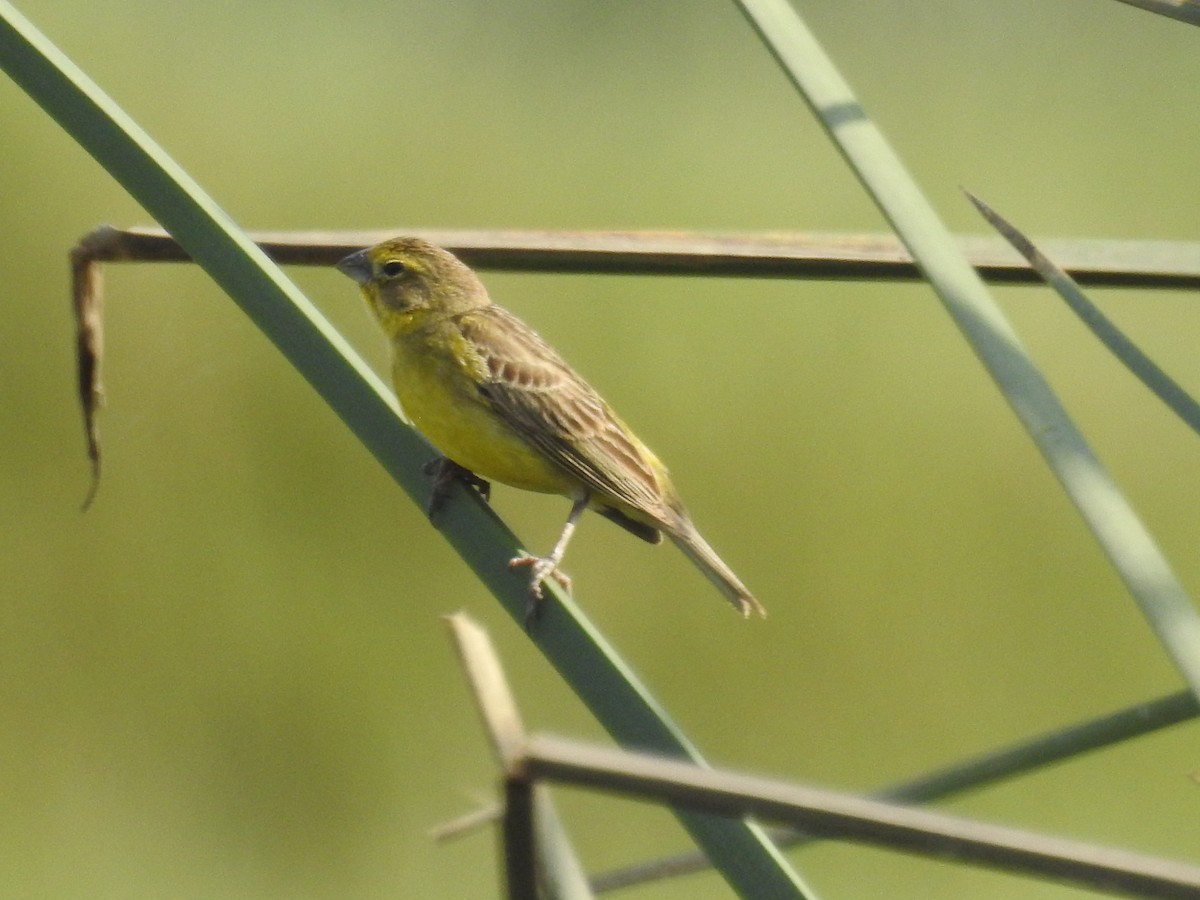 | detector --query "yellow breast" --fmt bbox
[390,323,576,495]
